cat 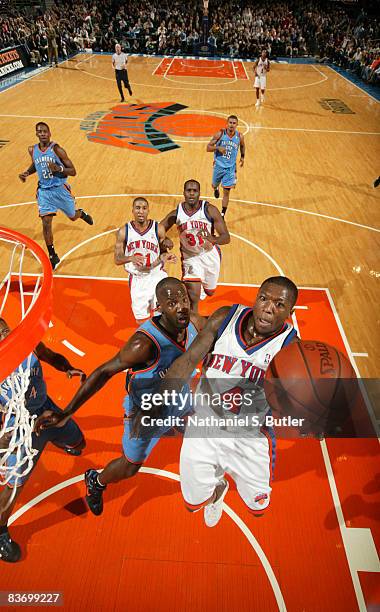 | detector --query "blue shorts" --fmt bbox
[122,395,186,464]
[37,184,76,218]
[6,397,83,487]
[212,163,237,189]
